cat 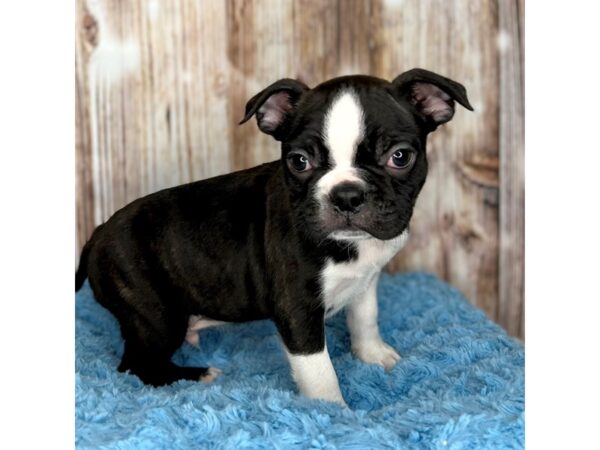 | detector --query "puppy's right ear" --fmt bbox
[239,78,309,141]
